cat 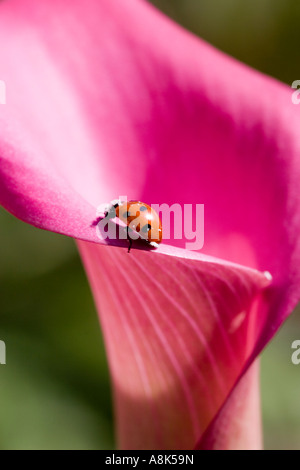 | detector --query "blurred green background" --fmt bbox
[1,0,300,450]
